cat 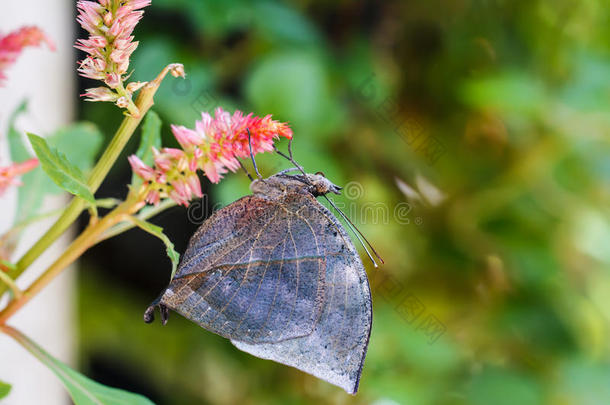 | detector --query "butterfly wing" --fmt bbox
[160,194,328,343]
[231,193,372,395]
[159,191,372,394]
